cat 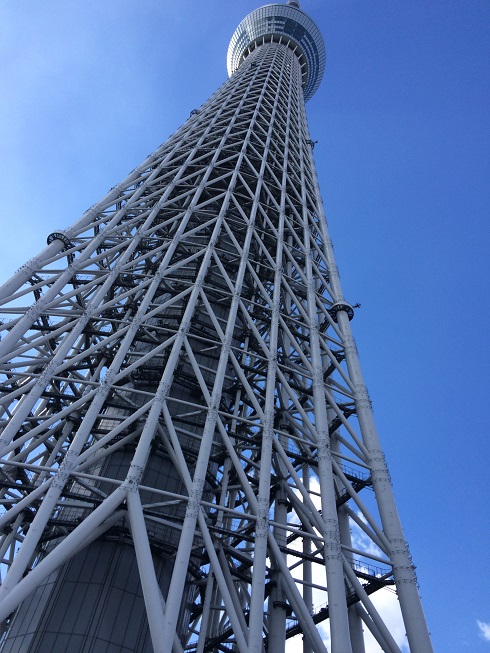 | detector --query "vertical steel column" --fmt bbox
[330,412,366,653]
[299,114,353,653]
[309,113,434,653]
